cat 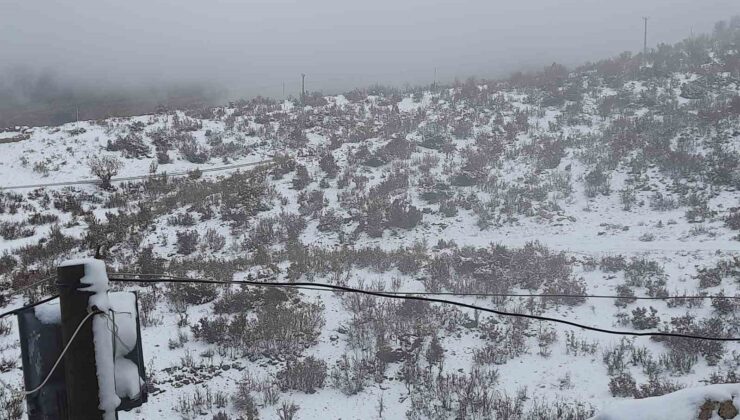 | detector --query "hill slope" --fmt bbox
[0,20,739,420]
